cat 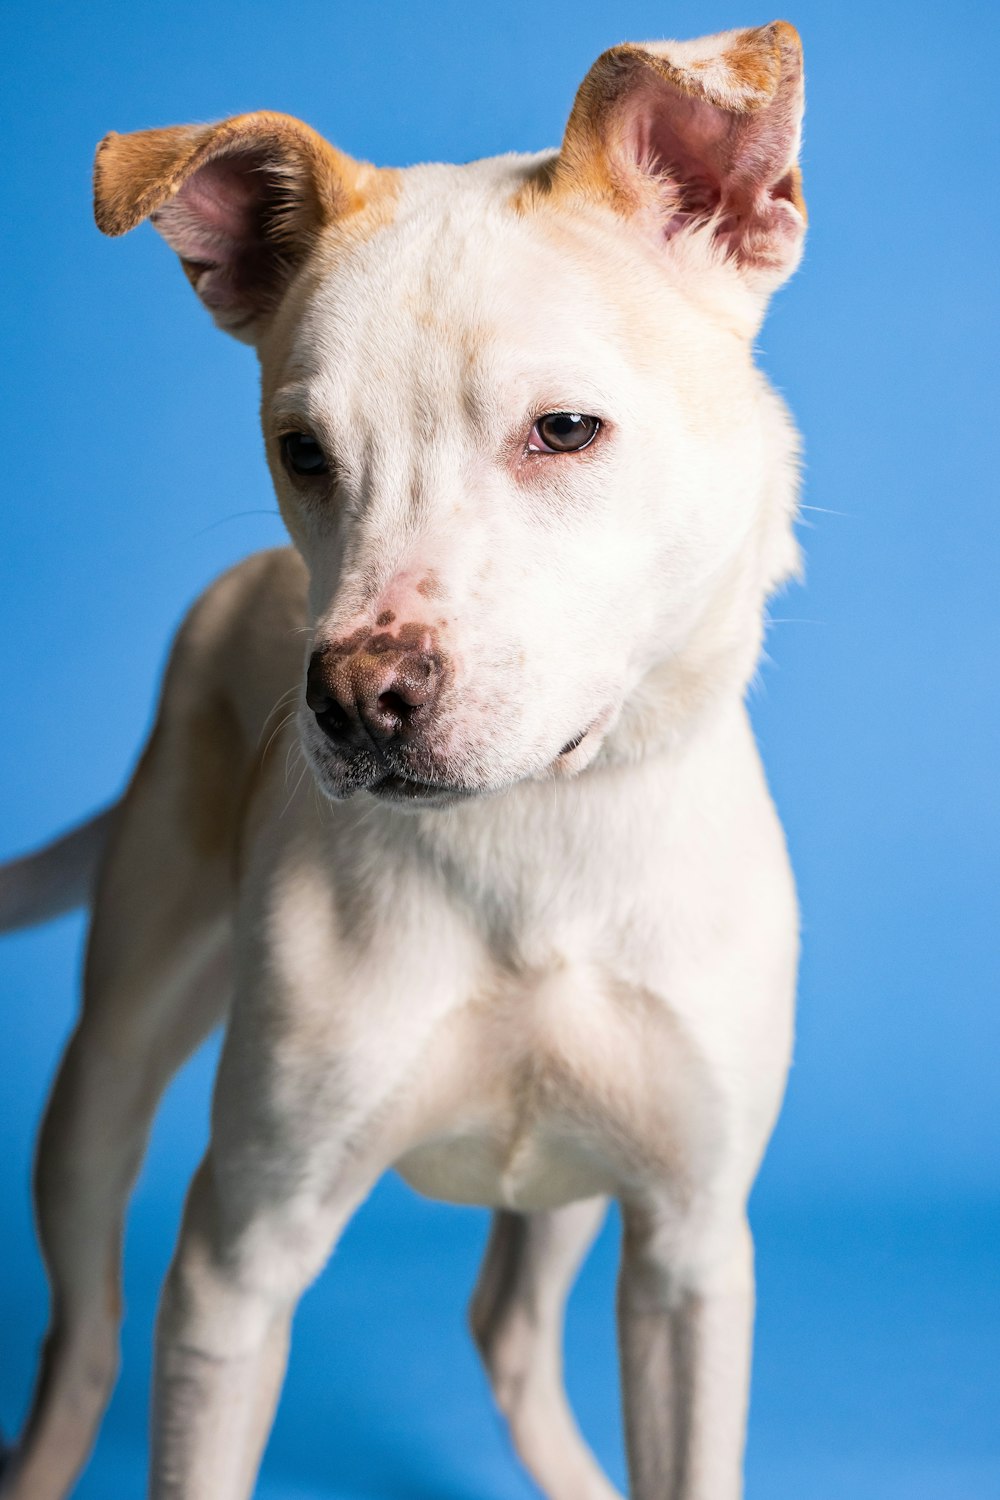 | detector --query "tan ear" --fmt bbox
[93,113,388,341]
[548,21,806,291]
